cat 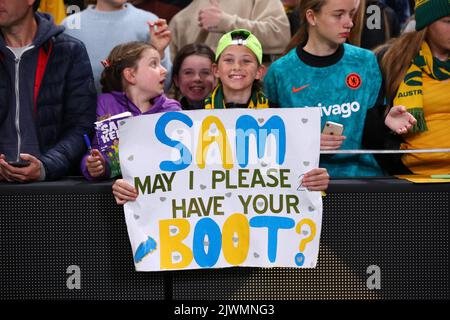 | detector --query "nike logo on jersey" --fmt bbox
[292,84,309,93]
